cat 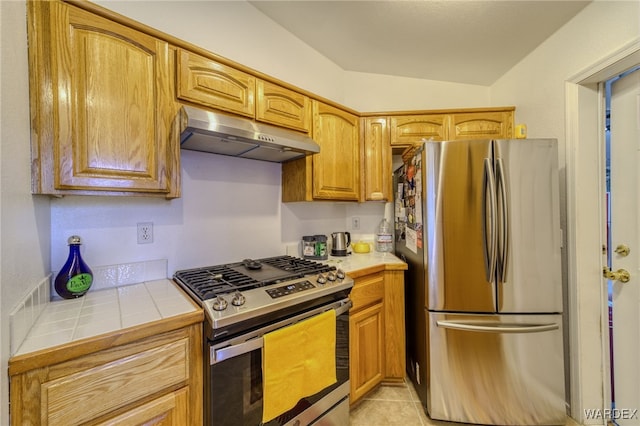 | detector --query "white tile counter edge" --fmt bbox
[9,253,406,357]
[322,251,406,273]
[12,279,197,356]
